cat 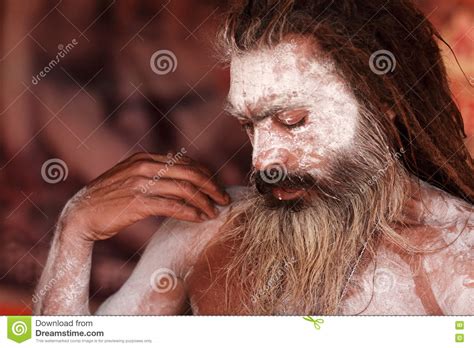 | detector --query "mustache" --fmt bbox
[251,169,316,195]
